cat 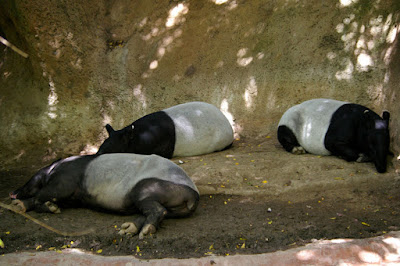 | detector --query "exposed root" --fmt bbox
[0,201,94,236]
